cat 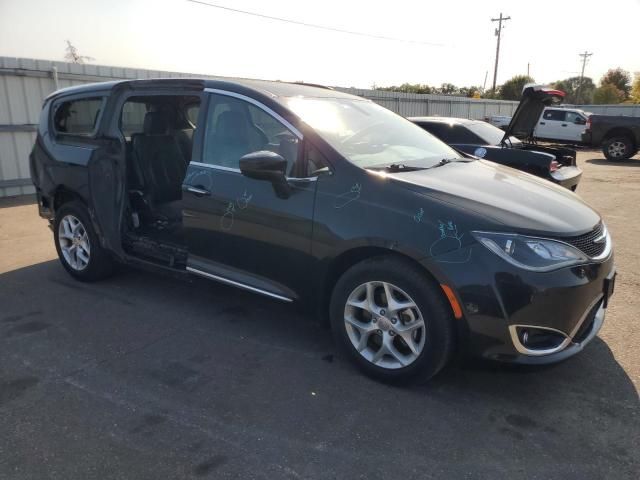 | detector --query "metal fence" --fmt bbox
[0,55,637,197]
[571,104,640,116]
